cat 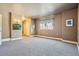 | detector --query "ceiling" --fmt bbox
[0,3,78,16]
